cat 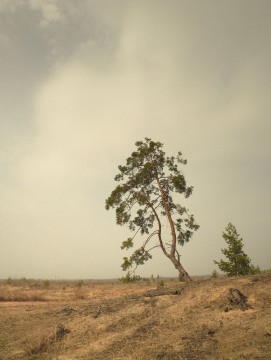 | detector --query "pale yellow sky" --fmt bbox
[0,0,270,279]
